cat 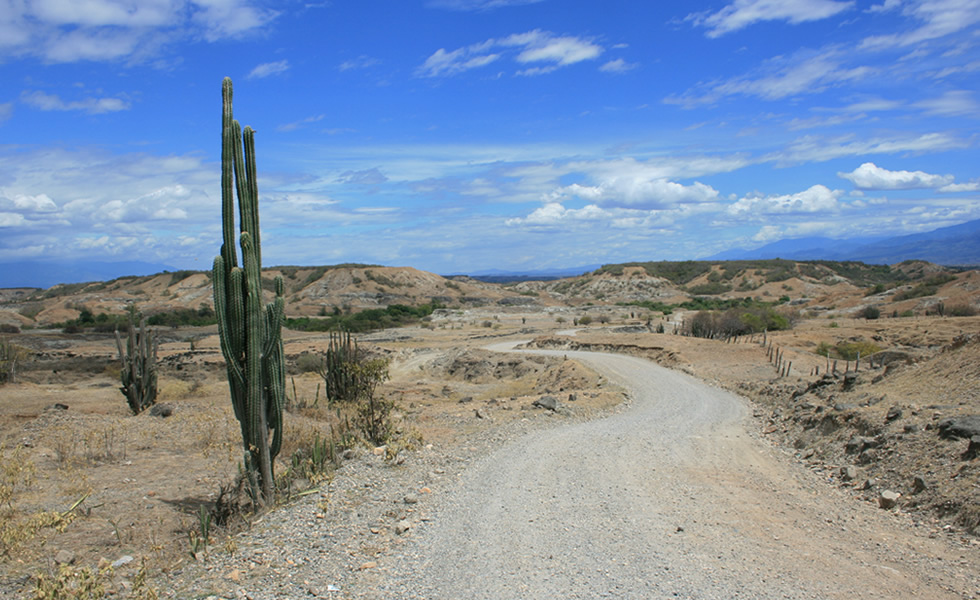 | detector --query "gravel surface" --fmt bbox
[358,346,978,599]
[167,344,979,599]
